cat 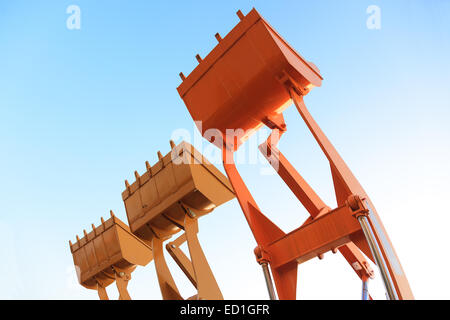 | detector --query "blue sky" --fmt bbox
[0,1,449,299]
